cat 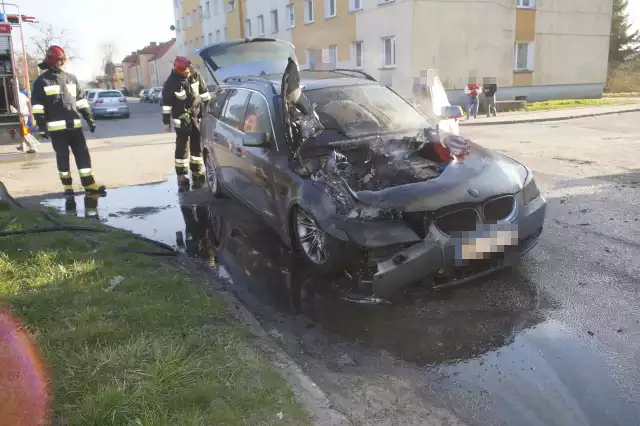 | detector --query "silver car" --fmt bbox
[91,90,130,119]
